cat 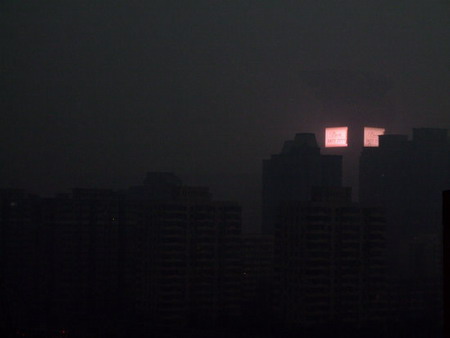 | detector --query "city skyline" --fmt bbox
[1,132,446,336]
[1,127,448,234]
[2,1,450,198]
[2,2,449,336]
